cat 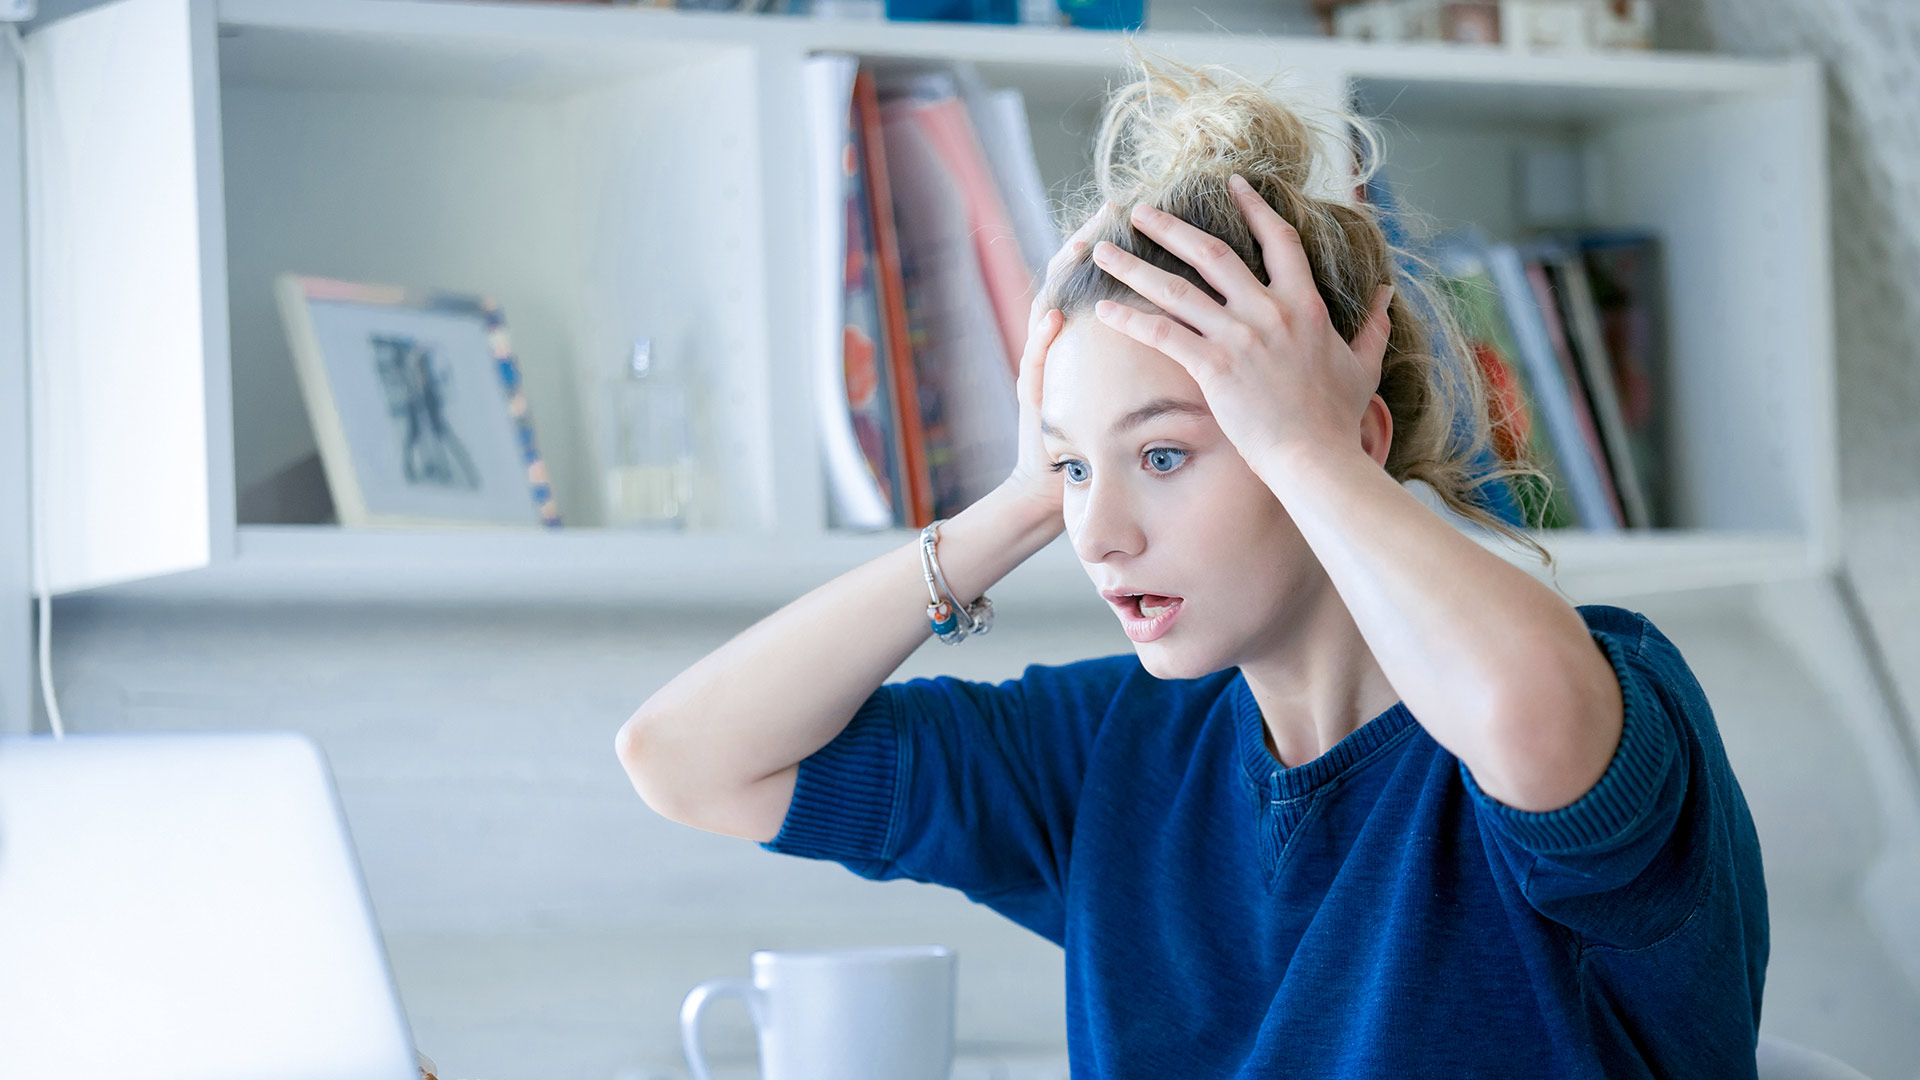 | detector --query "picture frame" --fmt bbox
[273,274,563,529]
